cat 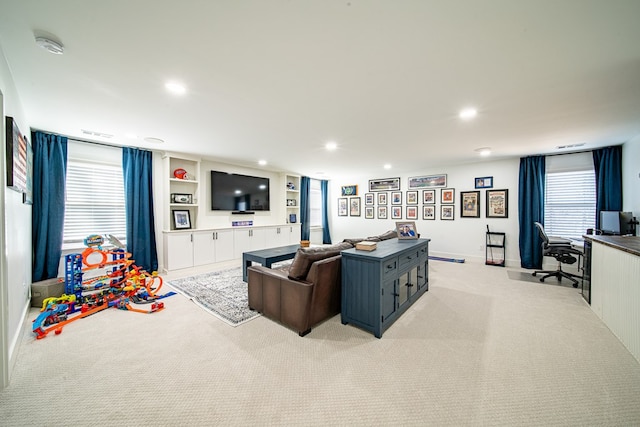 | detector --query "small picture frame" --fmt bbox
[365,206,374,219]
[423,205,435,220]
[441,205,455,220]
[408,174,447,189]
[396,221,418,240]
[341,185,358,196]
[378,192,388,205]
[406,190,418,205]
[475,176,493,189]
[338,198,348,216]
[486,189,509,218]
[391,206,402,219]
[172,210,192,229]
[406,206,418,220]
[171,193,193,204]
[369,177,401,192]
[286,198,297,206]
[441,188,455,204]
[365,193,375,205]
[423,189,435,204]
[460,191,480,218]
[350,197,361,216]
[377,206,388,219]
[391,191,402,205]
